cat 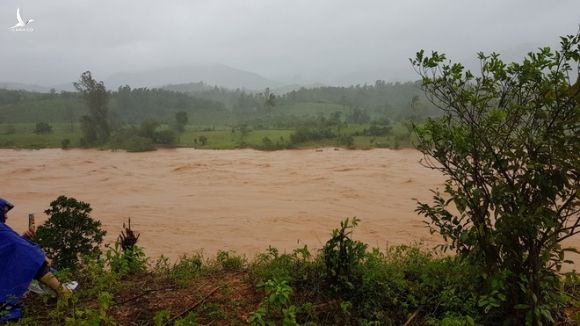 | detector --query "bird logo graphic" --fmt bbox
[9,8,35,31]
